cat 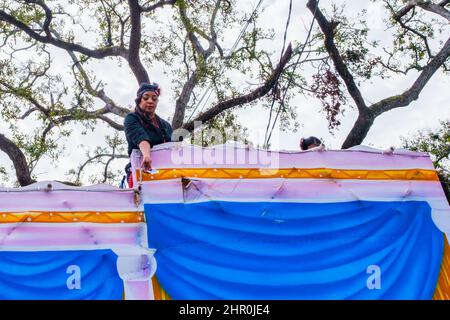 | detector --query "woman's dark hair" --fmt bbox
[300,136,322,150]
[134,96,141,107]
